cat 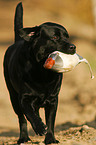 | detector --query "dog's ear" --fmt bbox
[19,26,40,41]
